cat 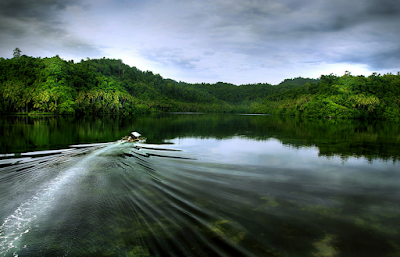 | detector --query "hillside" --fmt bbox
[3,53,396,121]
[251,72,400,121]
[0,54,314,115]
